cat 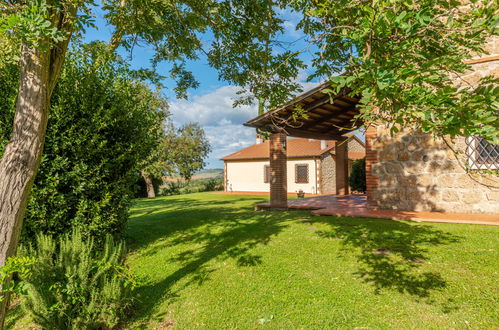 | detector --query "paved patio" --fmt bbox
[255,194,499,226]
